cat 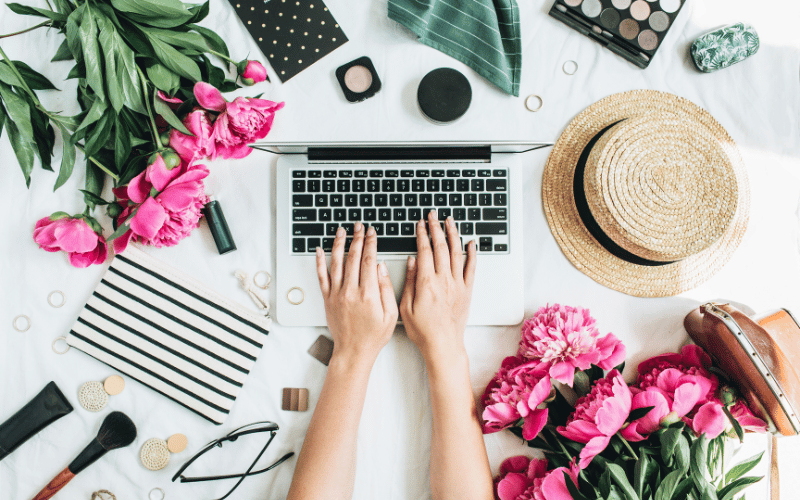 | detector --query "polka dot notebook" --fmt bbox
[231,0,348,82]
